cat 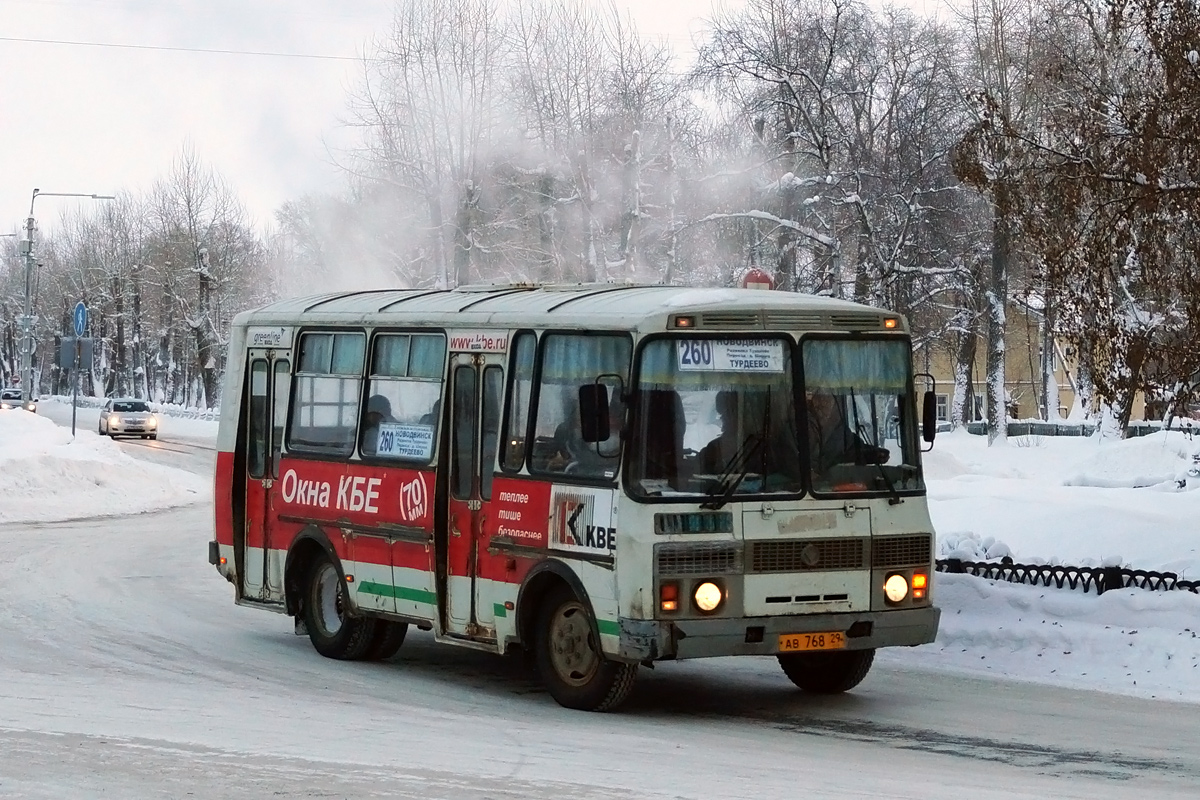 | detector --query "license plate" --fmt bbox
[778,631,846,652]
